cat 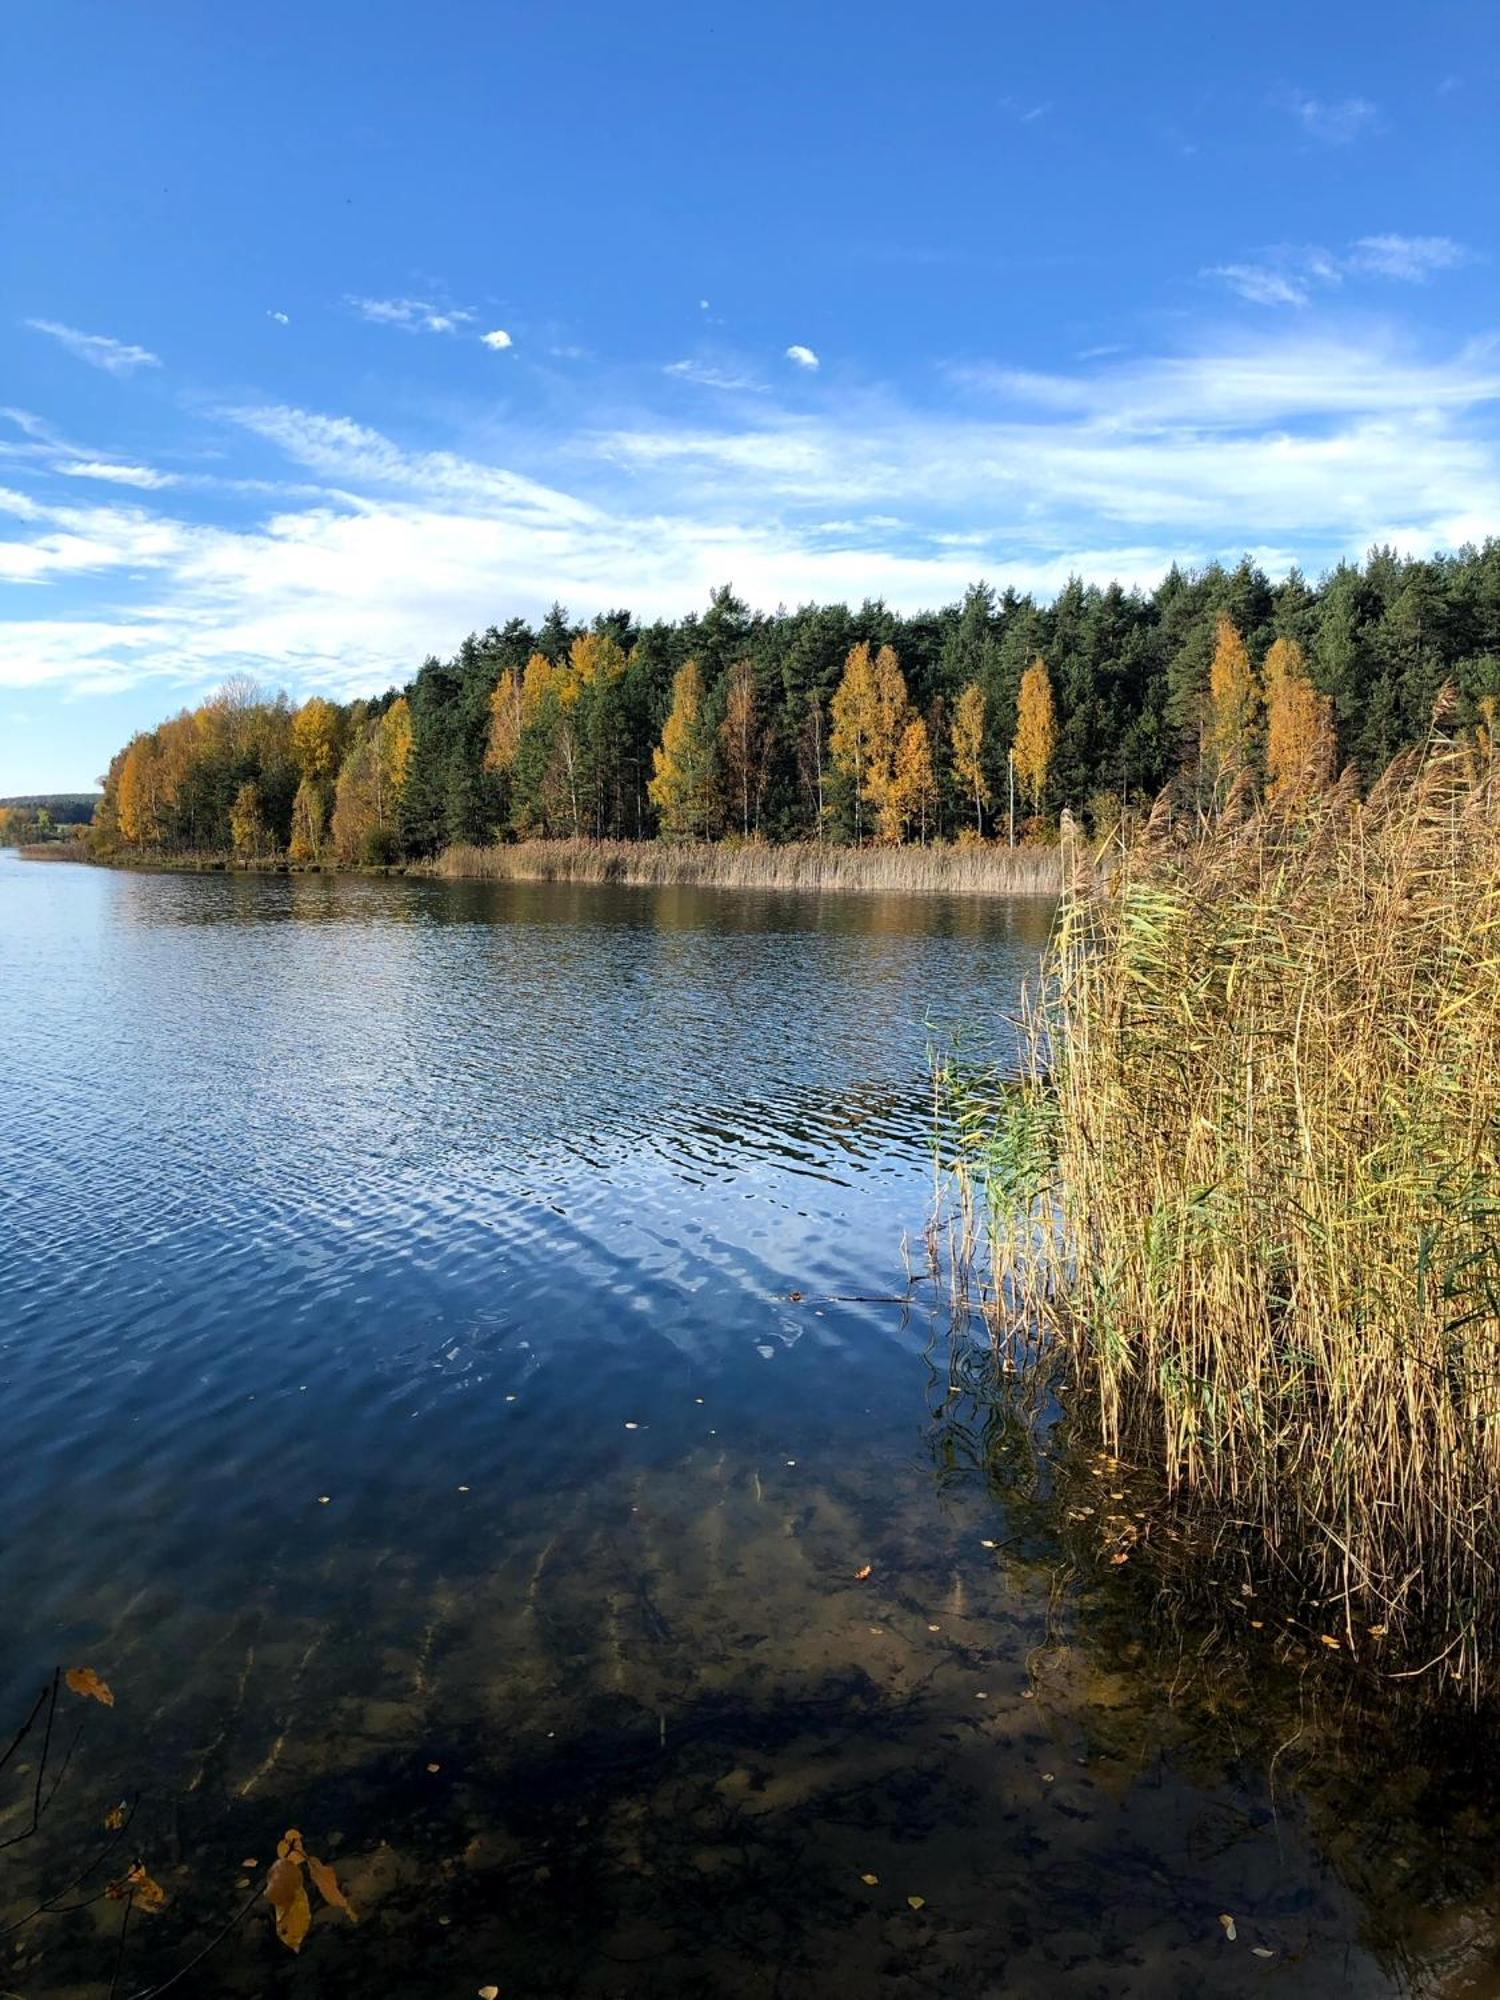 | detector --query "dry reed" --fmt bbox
[970,730,1500,1692]
[426,837,1063,897]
